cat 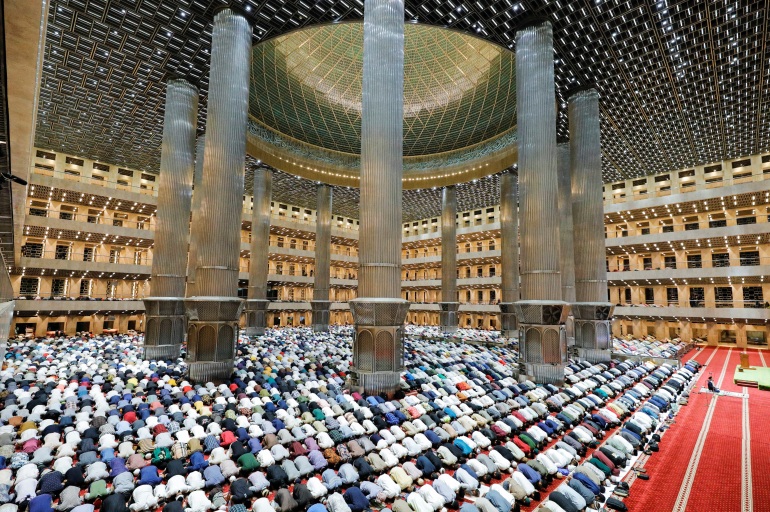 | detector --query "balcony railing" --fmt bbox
[20,249,152,266]
[615,300,767,310]
[606,215,768,238]
[607,255,769,272]
[32,166,158,196]
[15,292,146,301]
[27,207,154,231]
[605,171,768,205]
[401,272,500,282]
